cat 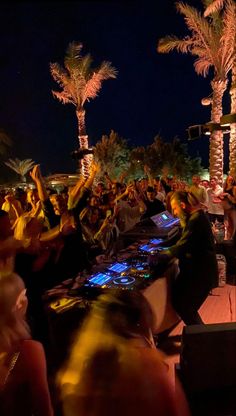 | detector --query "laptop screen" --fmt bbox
[150,211,180,228]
